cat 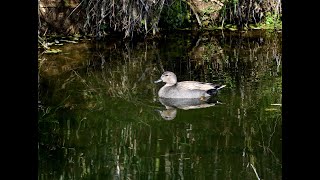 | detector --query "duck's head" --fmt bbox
[155,108,177,121]
[154,71,177,85]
